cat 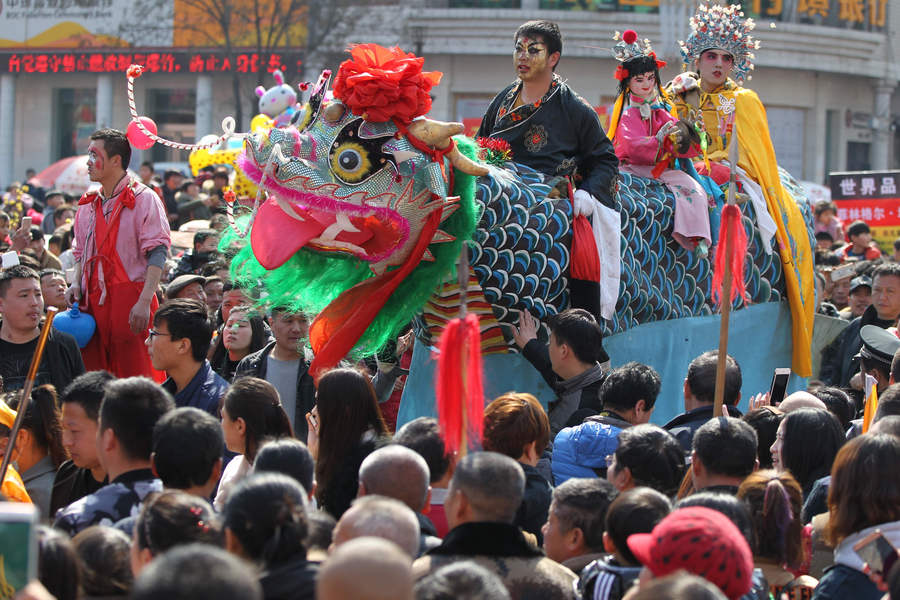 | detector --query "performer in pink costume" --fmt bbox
[608,30,711,255]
